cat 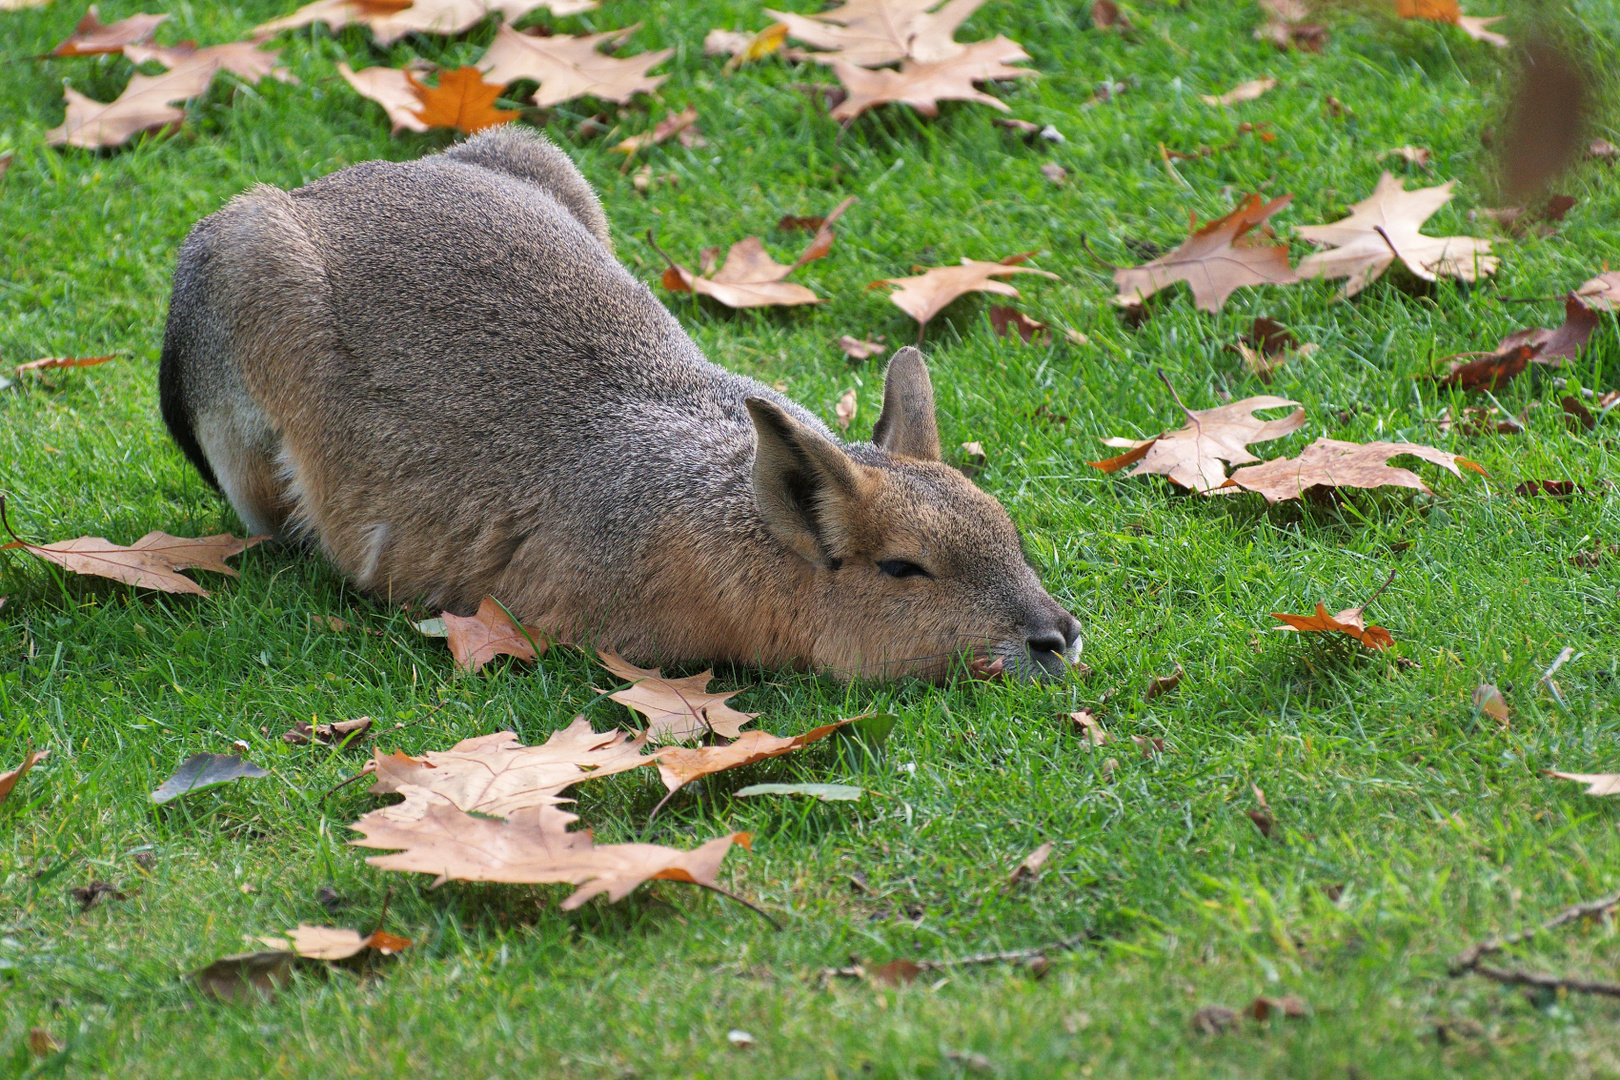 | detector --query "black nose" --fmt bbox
[1027,615,1082,657]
